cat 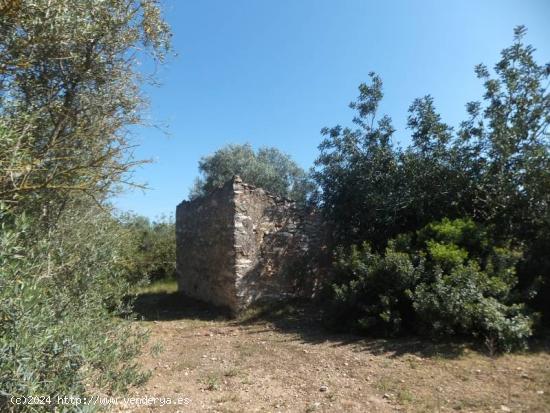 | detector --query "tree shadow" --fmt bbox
[232,299,550,359]
[130,291,549,359]
[131,291,232,321]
